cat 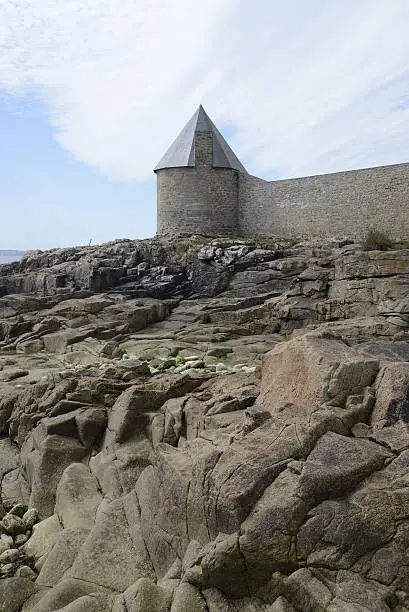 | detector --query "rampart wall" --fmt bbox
[238,162,409,240]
